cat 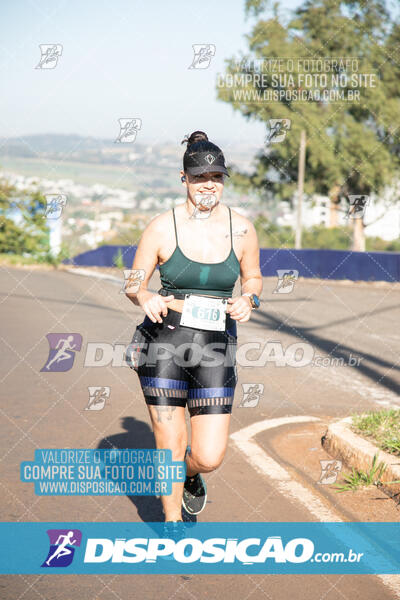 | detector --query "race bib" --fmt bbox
[180,294,227,331]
